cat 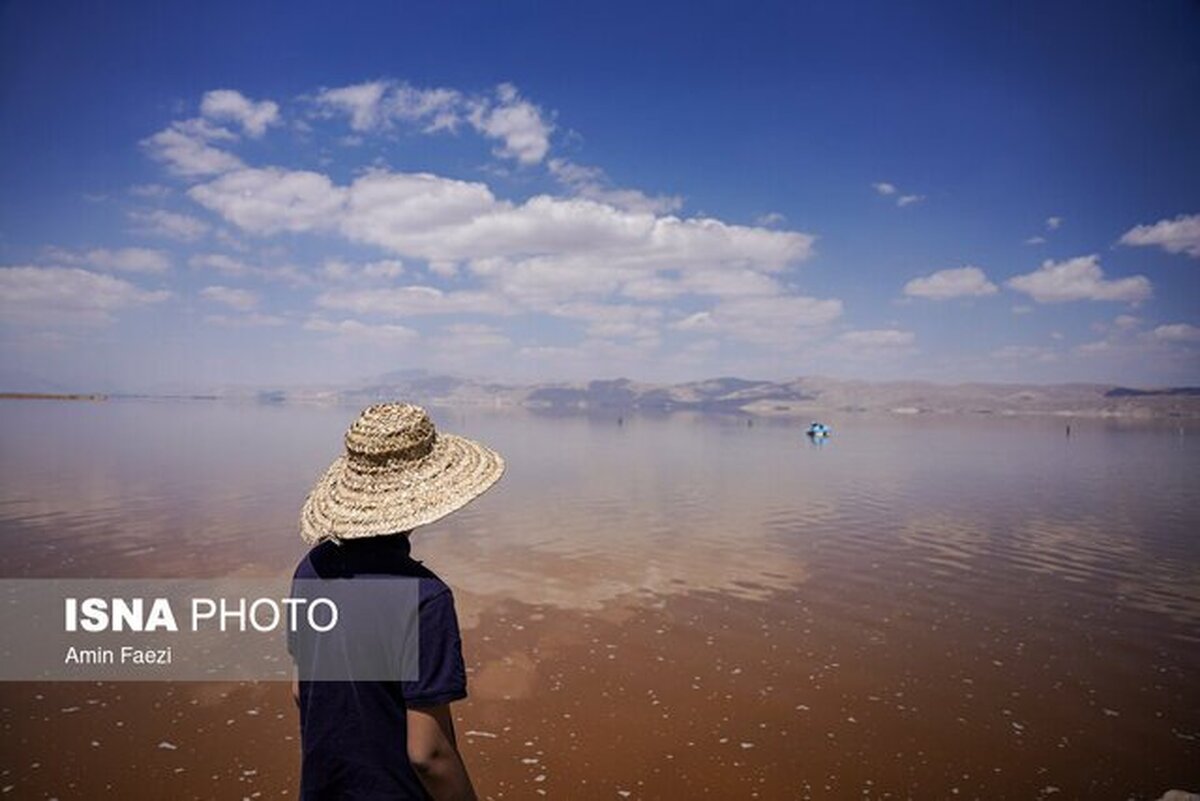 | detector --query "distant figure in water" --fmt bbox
[292,403,504,801]
[1066,424,1071,438]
